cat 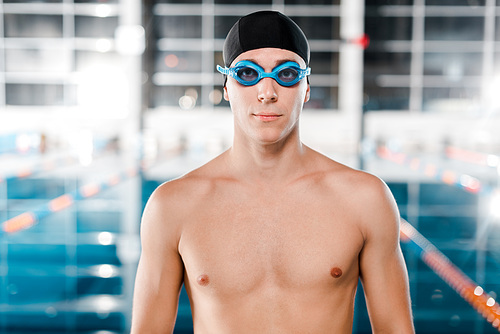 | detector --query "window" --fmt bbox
[6,84,66,106]
[4,14,63,38]
[155,16,202,39]
[425,17,484,41]
[75,16,119,38]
